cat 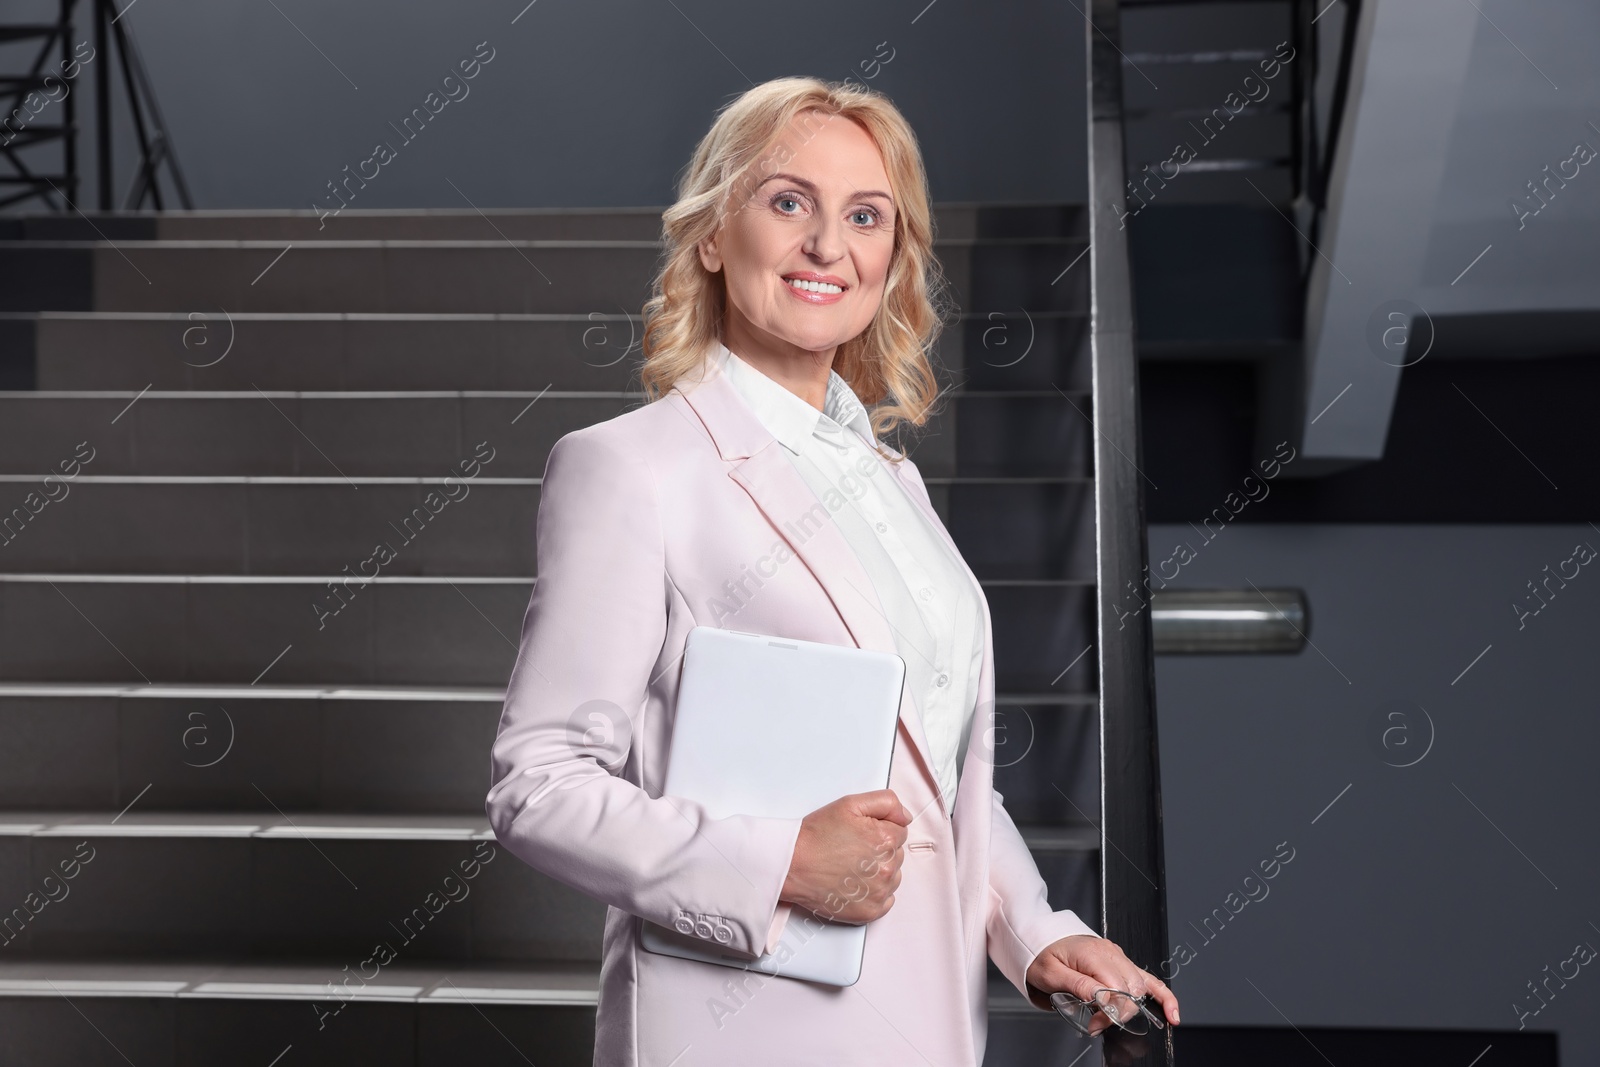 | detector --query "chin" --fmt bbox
[778,332,853,355]
[769,318,867,355]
